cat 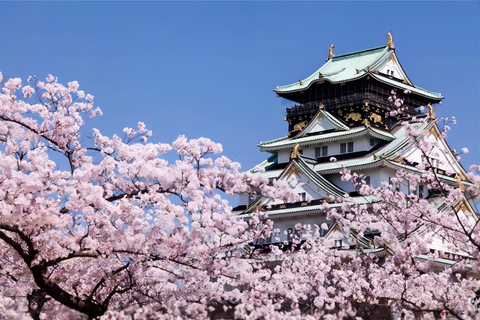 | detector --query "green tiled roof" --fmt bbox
[274,45,390,93]
[312,120,431,173]
[370,74,443,99]
[250,154,278,173]
[255,119,431,180]
[294,156,345,198]
[259,126,395,151]
[274,44,443,100]
[236,196,376,218]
